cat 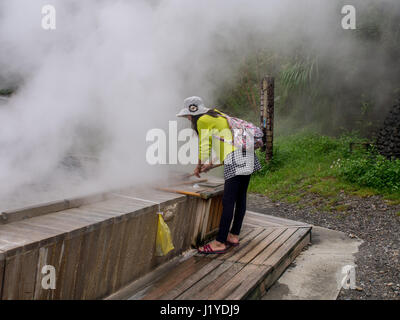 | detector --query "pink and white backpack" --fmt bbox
[214,109,264,151]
